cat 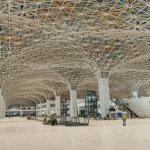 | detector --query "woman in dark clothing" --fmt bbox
[106,113,109,120]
